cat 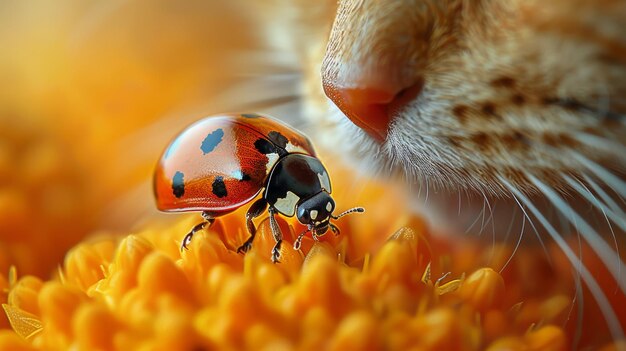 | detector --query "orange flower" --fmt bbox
[0,200,618,351]
[0,160,623,350]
